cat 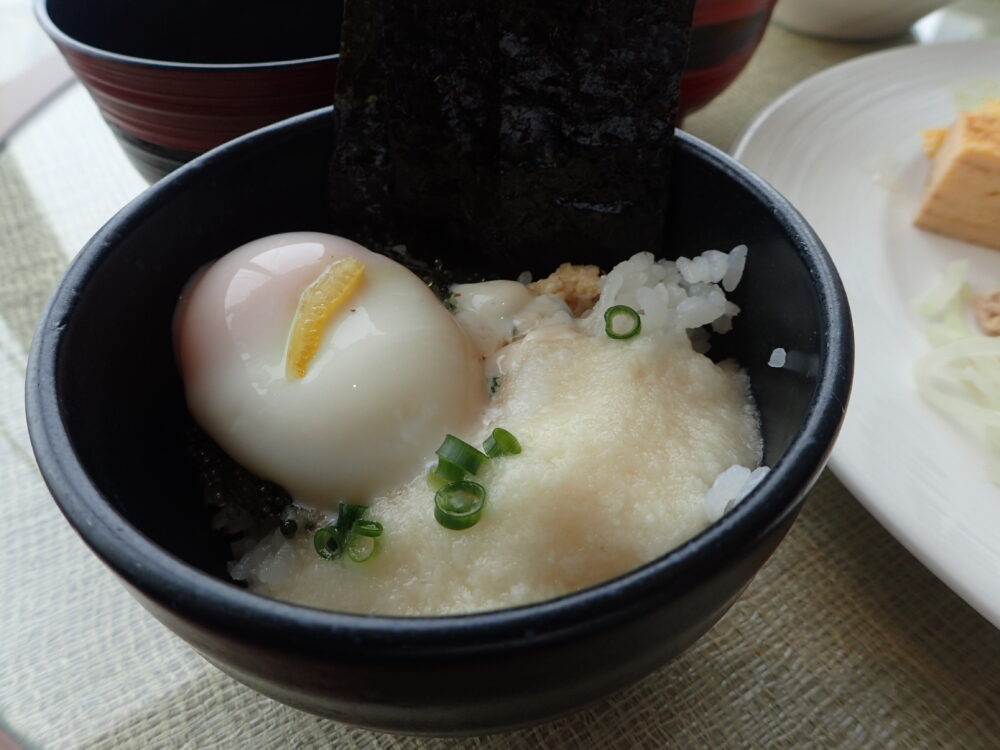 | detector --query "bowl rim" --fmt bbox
[25,106,853,661]
[34,0,339,71]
